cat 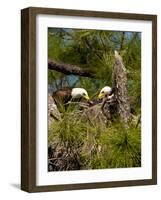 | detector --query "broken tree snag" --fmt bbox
[48,59,95,78]
[112,51,131,124]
